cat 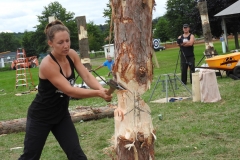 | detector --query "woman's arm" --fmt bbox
[69,49,106,90]
[39,53,111,101]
